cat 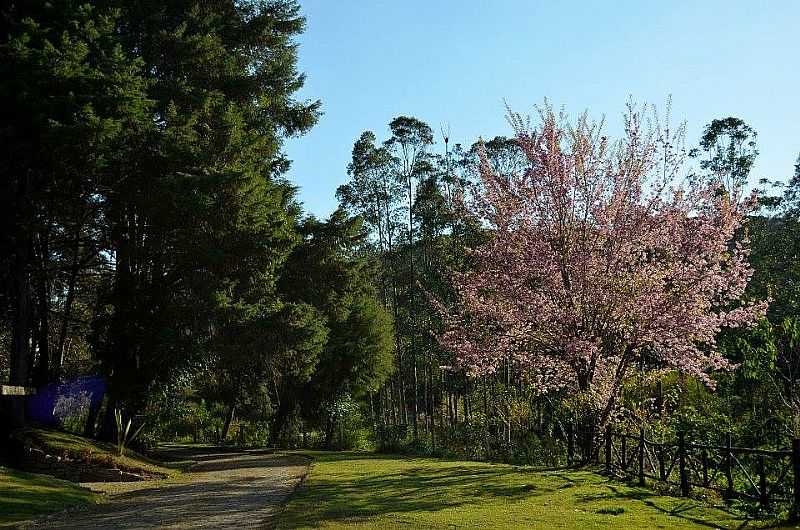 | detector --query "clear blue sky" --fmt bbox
[284,0,800,217]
